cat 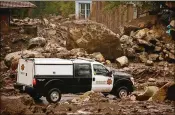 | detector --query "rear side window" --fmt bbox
[74,63,91,78]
